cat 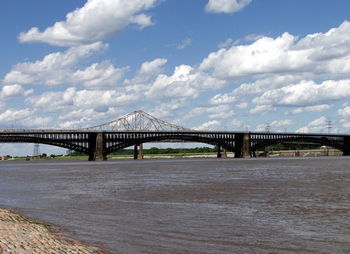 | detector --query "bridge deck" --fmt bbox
[1,130,349,160]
